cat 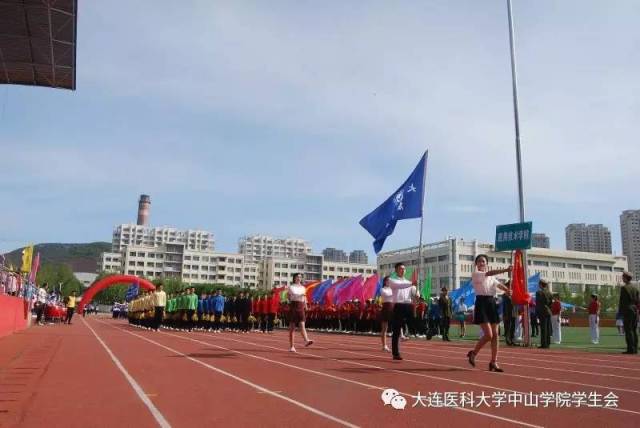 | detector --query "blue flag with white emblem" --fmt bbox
[359,152,427,253]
